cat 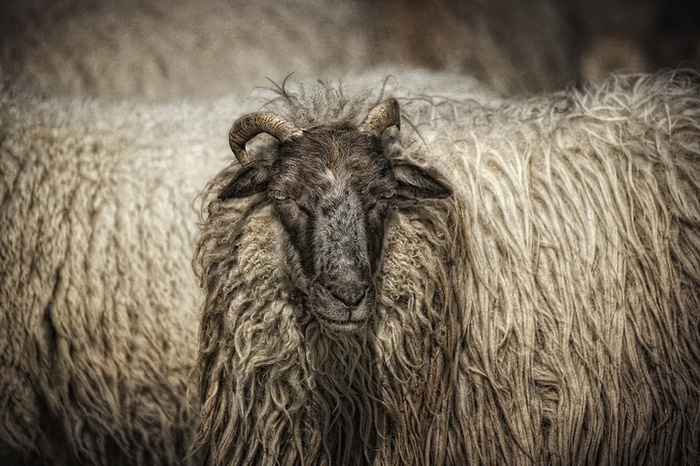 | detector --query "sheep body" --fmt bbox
[2,0,578,99]
[5,0,699,102]
[0,0,370,100]
[194,71,700,464]
[370,0,579,94]
[0,83,258,465]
